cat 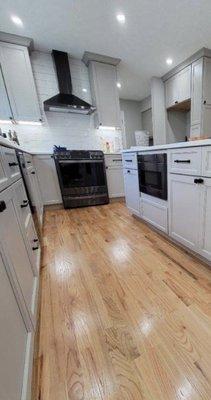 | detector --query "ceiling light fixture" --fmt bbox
[117,82,121,89]
[166,58,173,66]
[116,13,126,24]
[11,15,23,27]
